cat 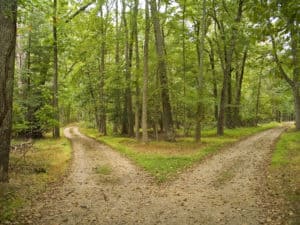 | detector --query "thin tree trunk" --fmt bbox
[233,47,248,127]
[182,0,187,135]
[294,88,300,130]
[142,0,150,143]
[291,21,300,130]
[133,0,140,140]
[255,68,262,126]
[99,5,107,135]
[208,39,218,121]
[87,72,100,128]
[225,70,233,128]
[195,0,206,142]
[122,0,134,136]
[0,0,17,182]
[52,0,60,138]
[113,0,121,134]
[150,0,175,141]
